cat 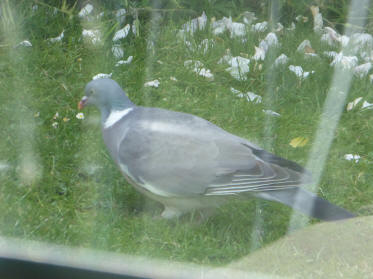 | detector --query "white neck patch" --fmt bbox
[104,108,133,129]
